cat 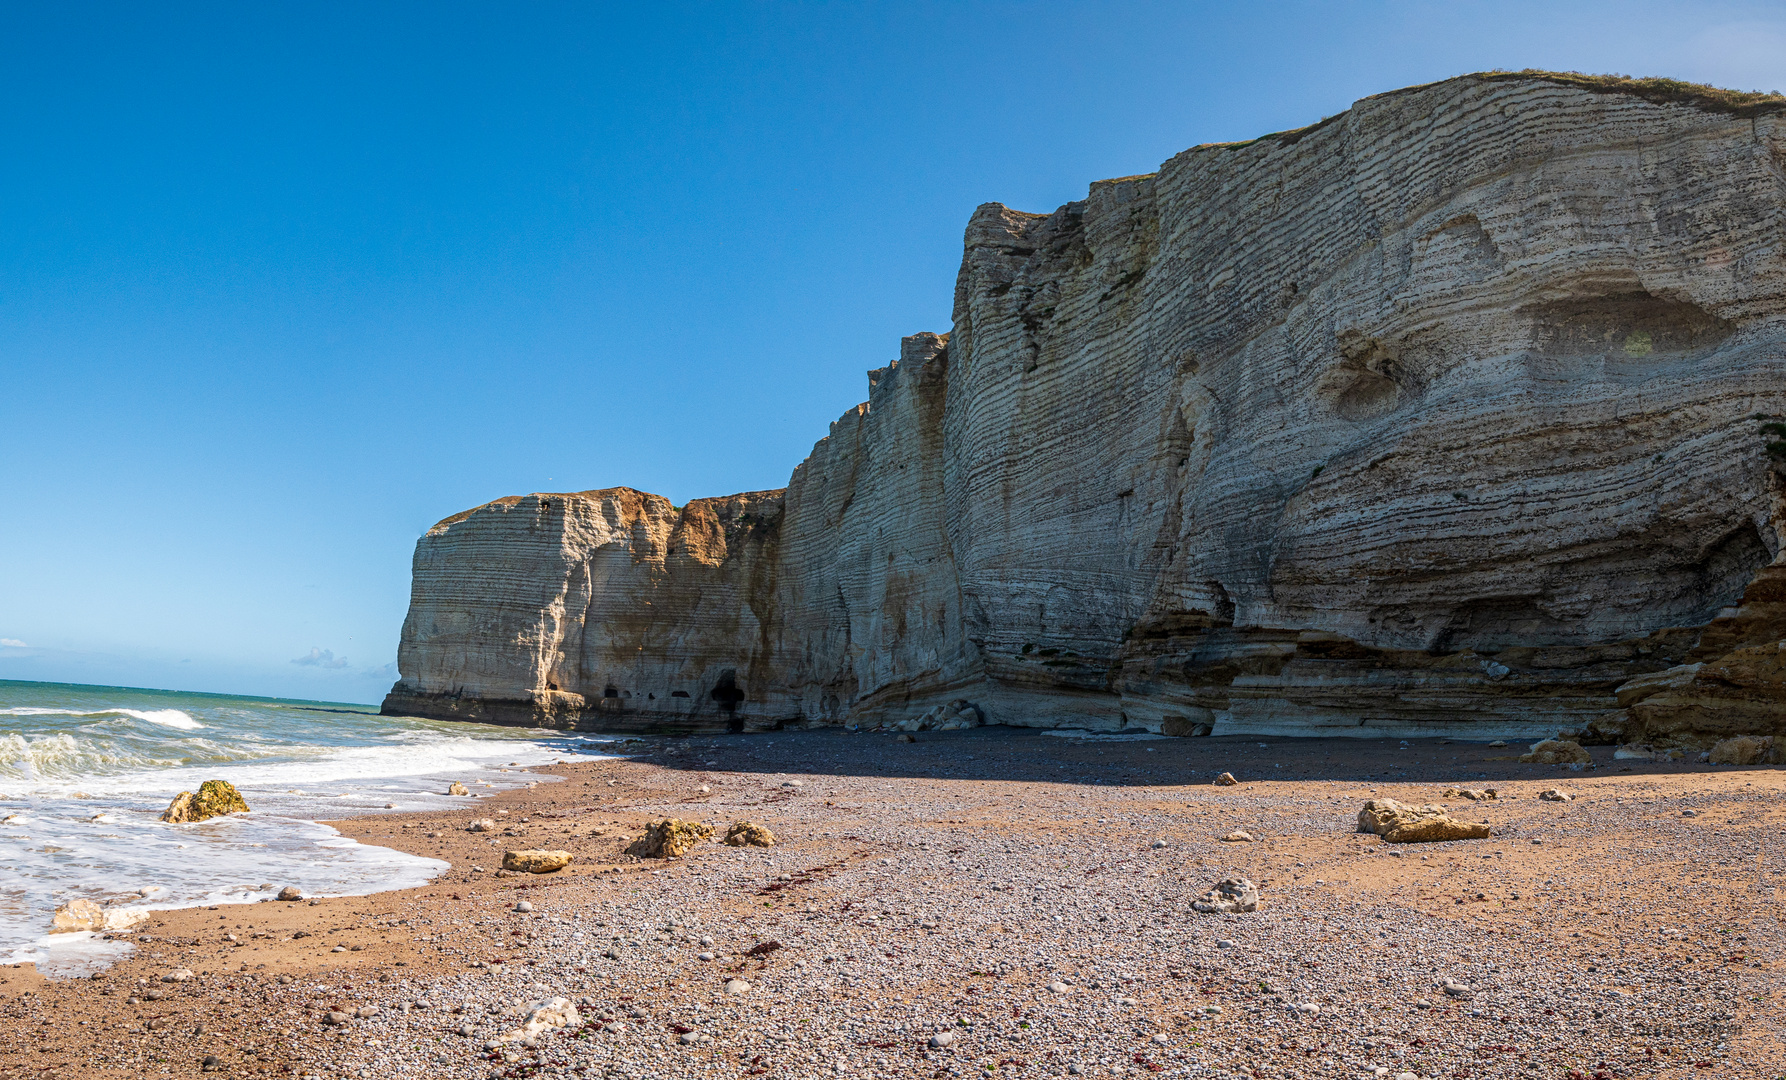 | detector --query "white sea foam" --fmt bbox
[7,931,137,977]
[1,731,580,798]
[0,731,192,782]
[0,682,619,975]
